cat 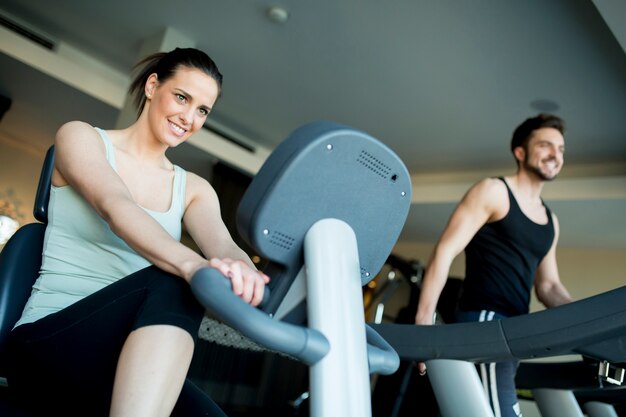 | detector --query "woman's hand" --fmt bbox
[208,258,270,307]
